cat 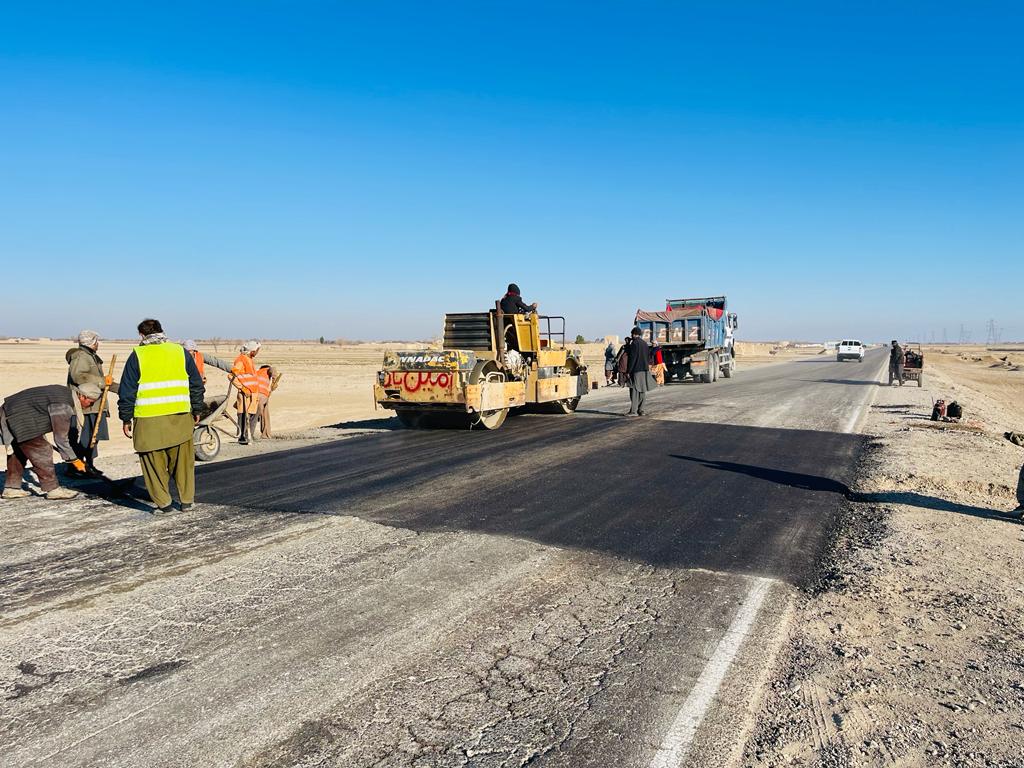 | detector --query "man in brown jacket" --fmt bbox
[1,383,99,500]
[66,329,116,475]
